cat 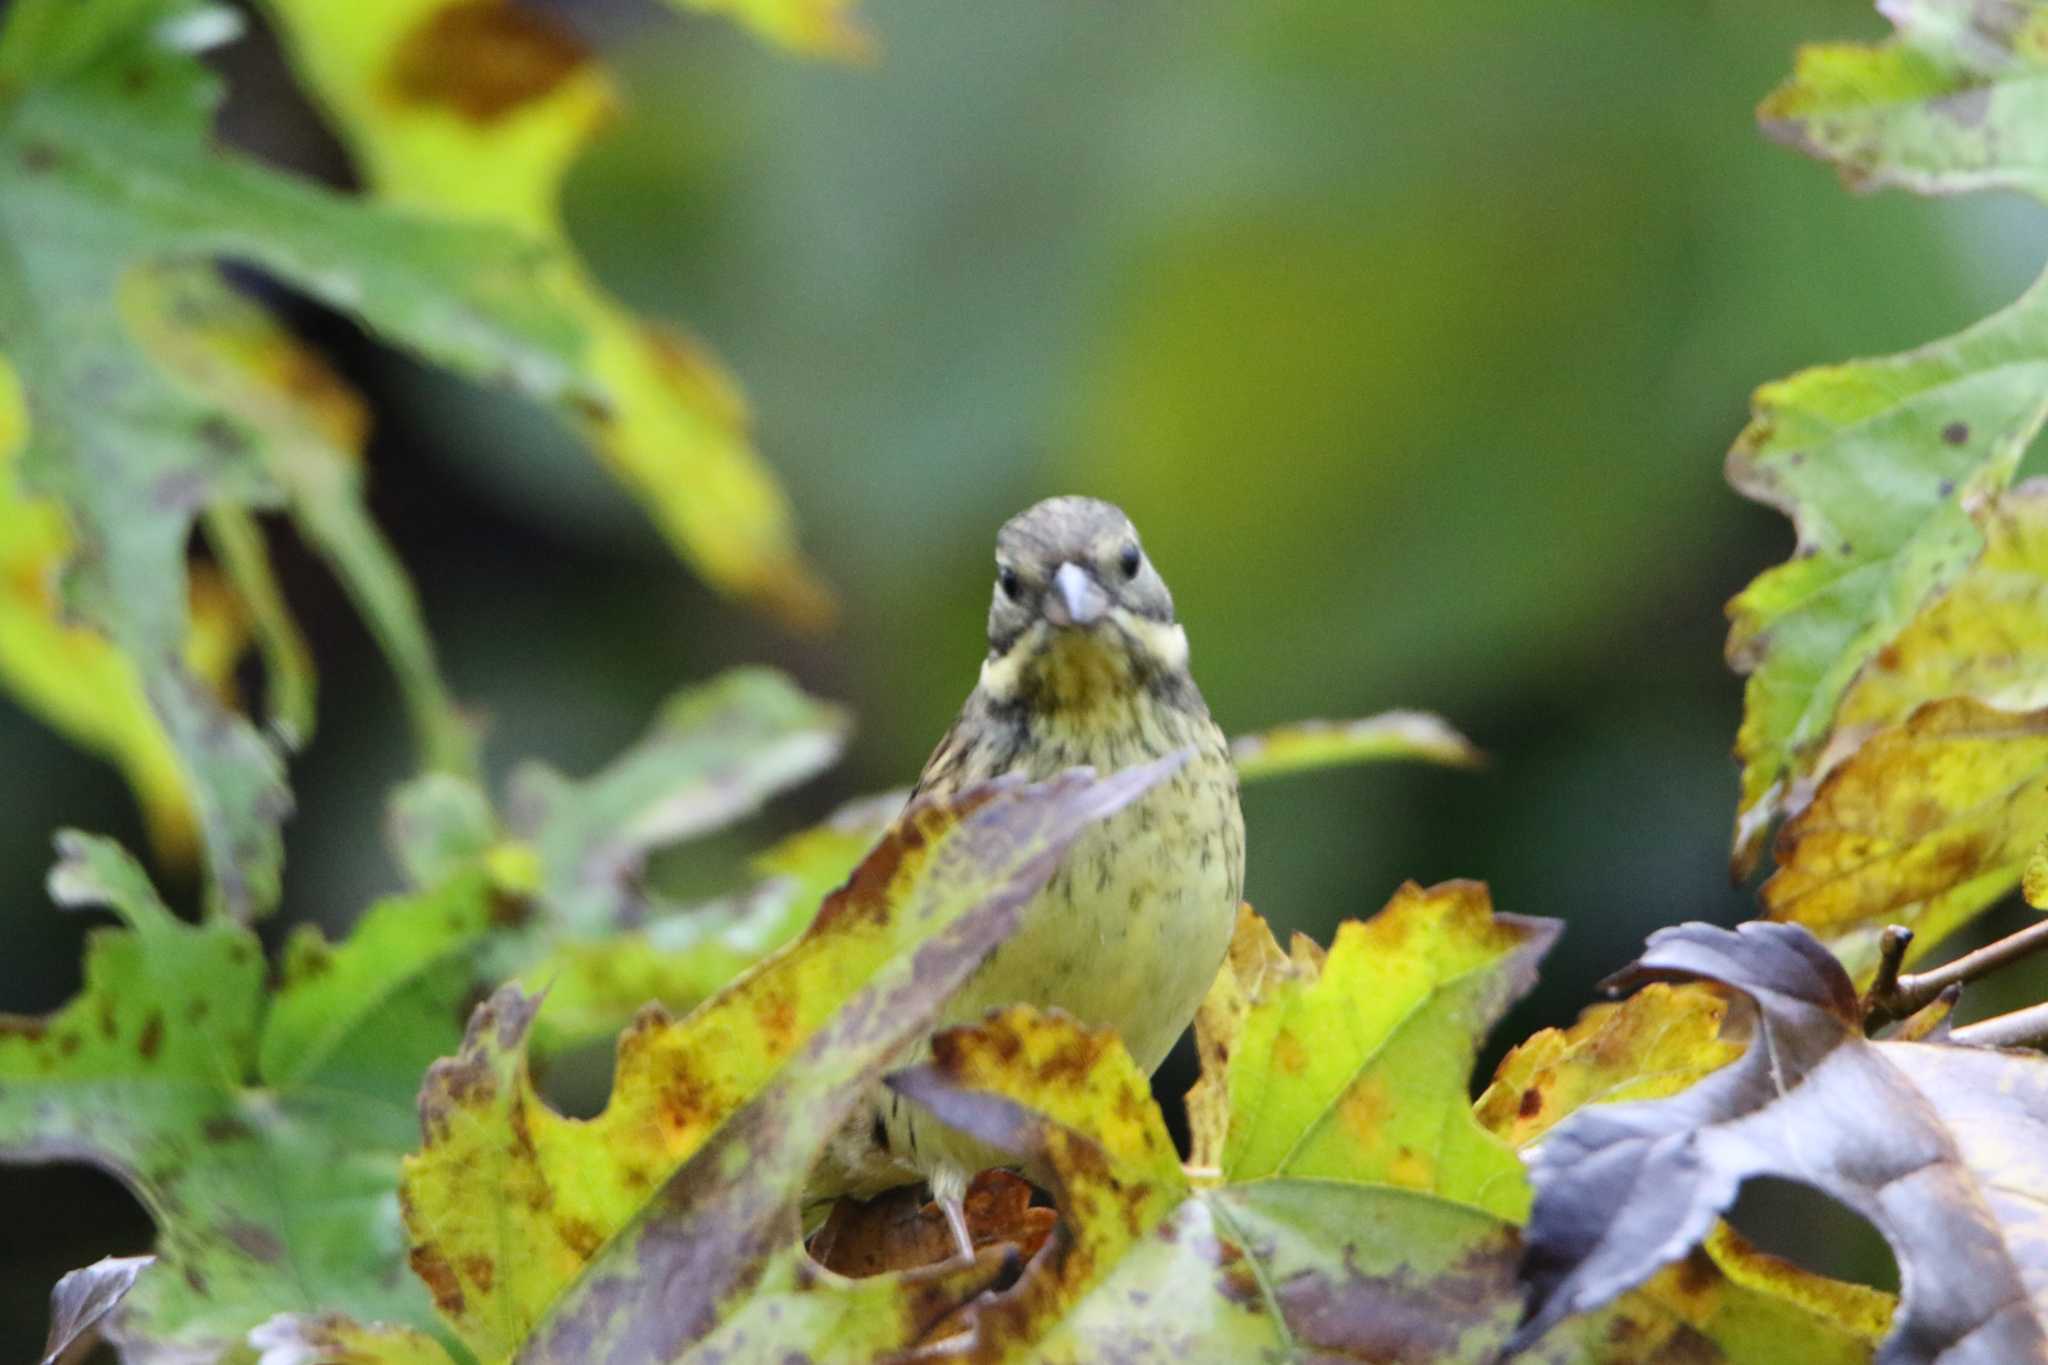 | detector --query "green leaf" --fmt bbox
[257,0,837,626]
[888,1008,1529,1363]
[124,262,477,775]
[1724,268,2048,873]
[4,668,861,1360]
[0,834,449,1358]
[1229,709,1483,781]
[258,865,506,1096]
[518,785,898,1054]
[1760,0,2048,200]
[399,760,1178,1361]
[510,666,851,936]
[1208,880,1554,1221]
[0,355,248,865]
[0,0,588,914]
[1739,485,2048,978]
